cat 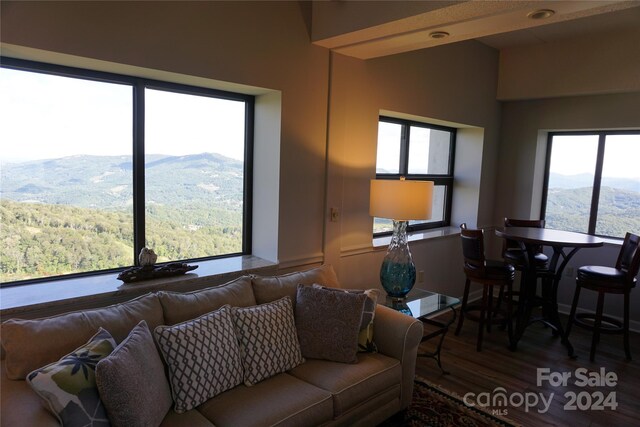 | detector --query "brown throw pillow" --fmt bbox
[96,320,172,427]
[295,284,367,363]
[312,285,379,353]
